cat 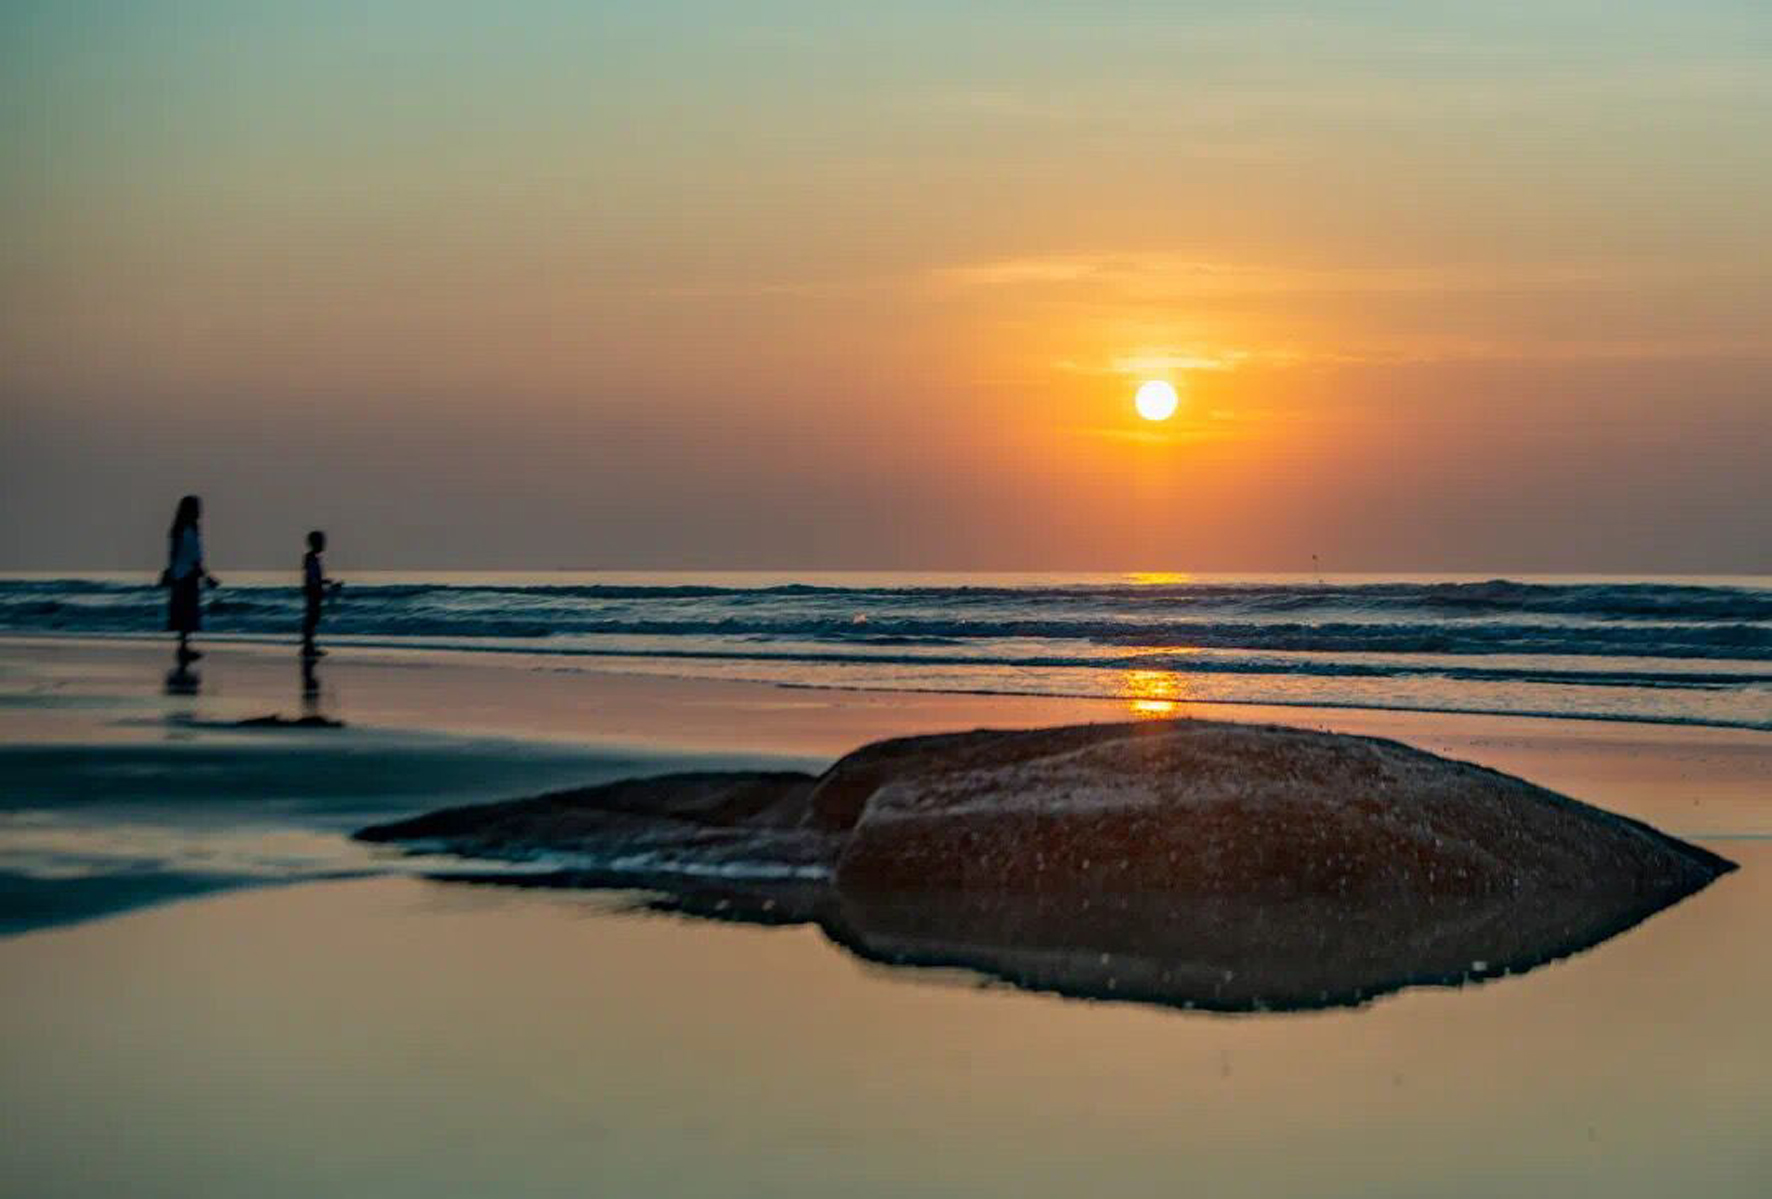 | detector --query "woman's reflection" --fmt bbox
[163,662,202,696]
